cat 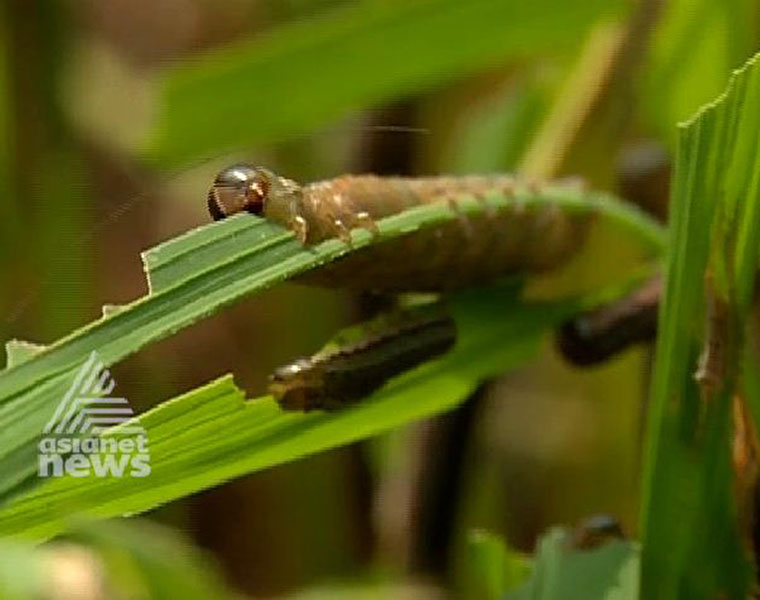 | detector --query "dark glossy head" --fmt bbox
[207,164,272,220]
[269,358,326,412]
